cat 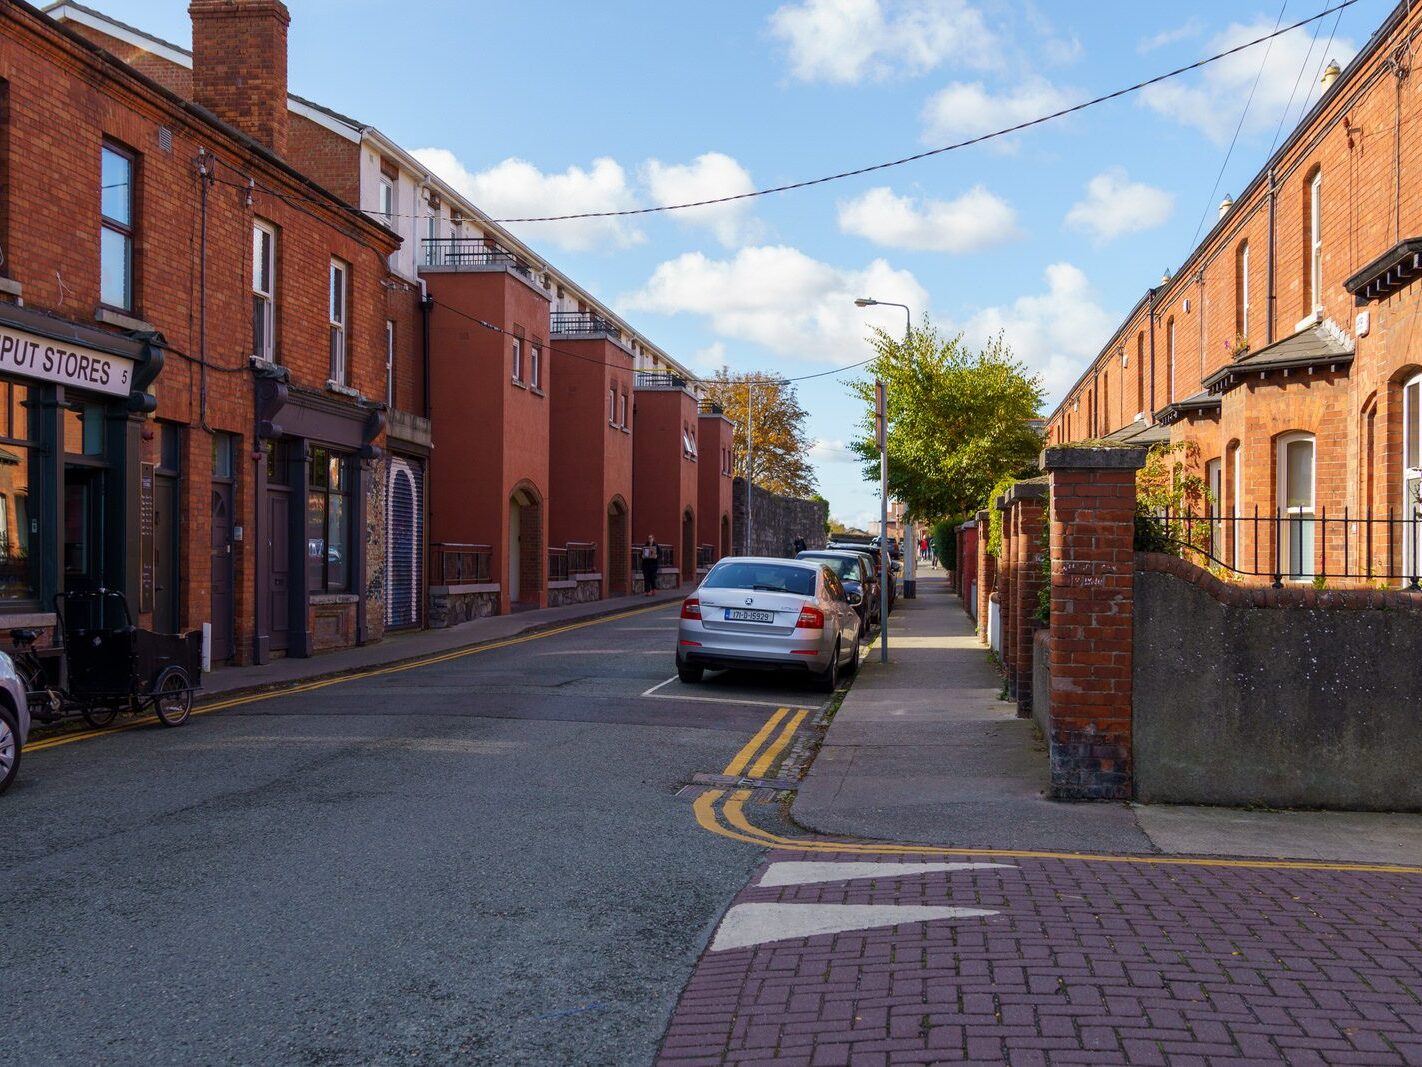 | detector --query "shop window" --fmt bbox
[100,143,135,311]
[252,221,276,362]
[307,446,353,593]
[0,378,36,602]
[329,259,348,384]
